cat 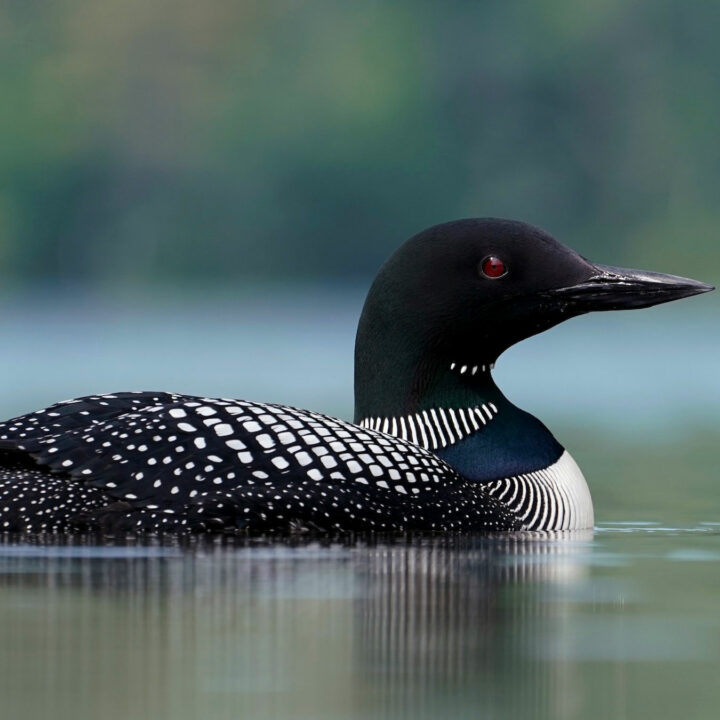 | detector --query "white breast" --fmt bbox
[483,451,594,531]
